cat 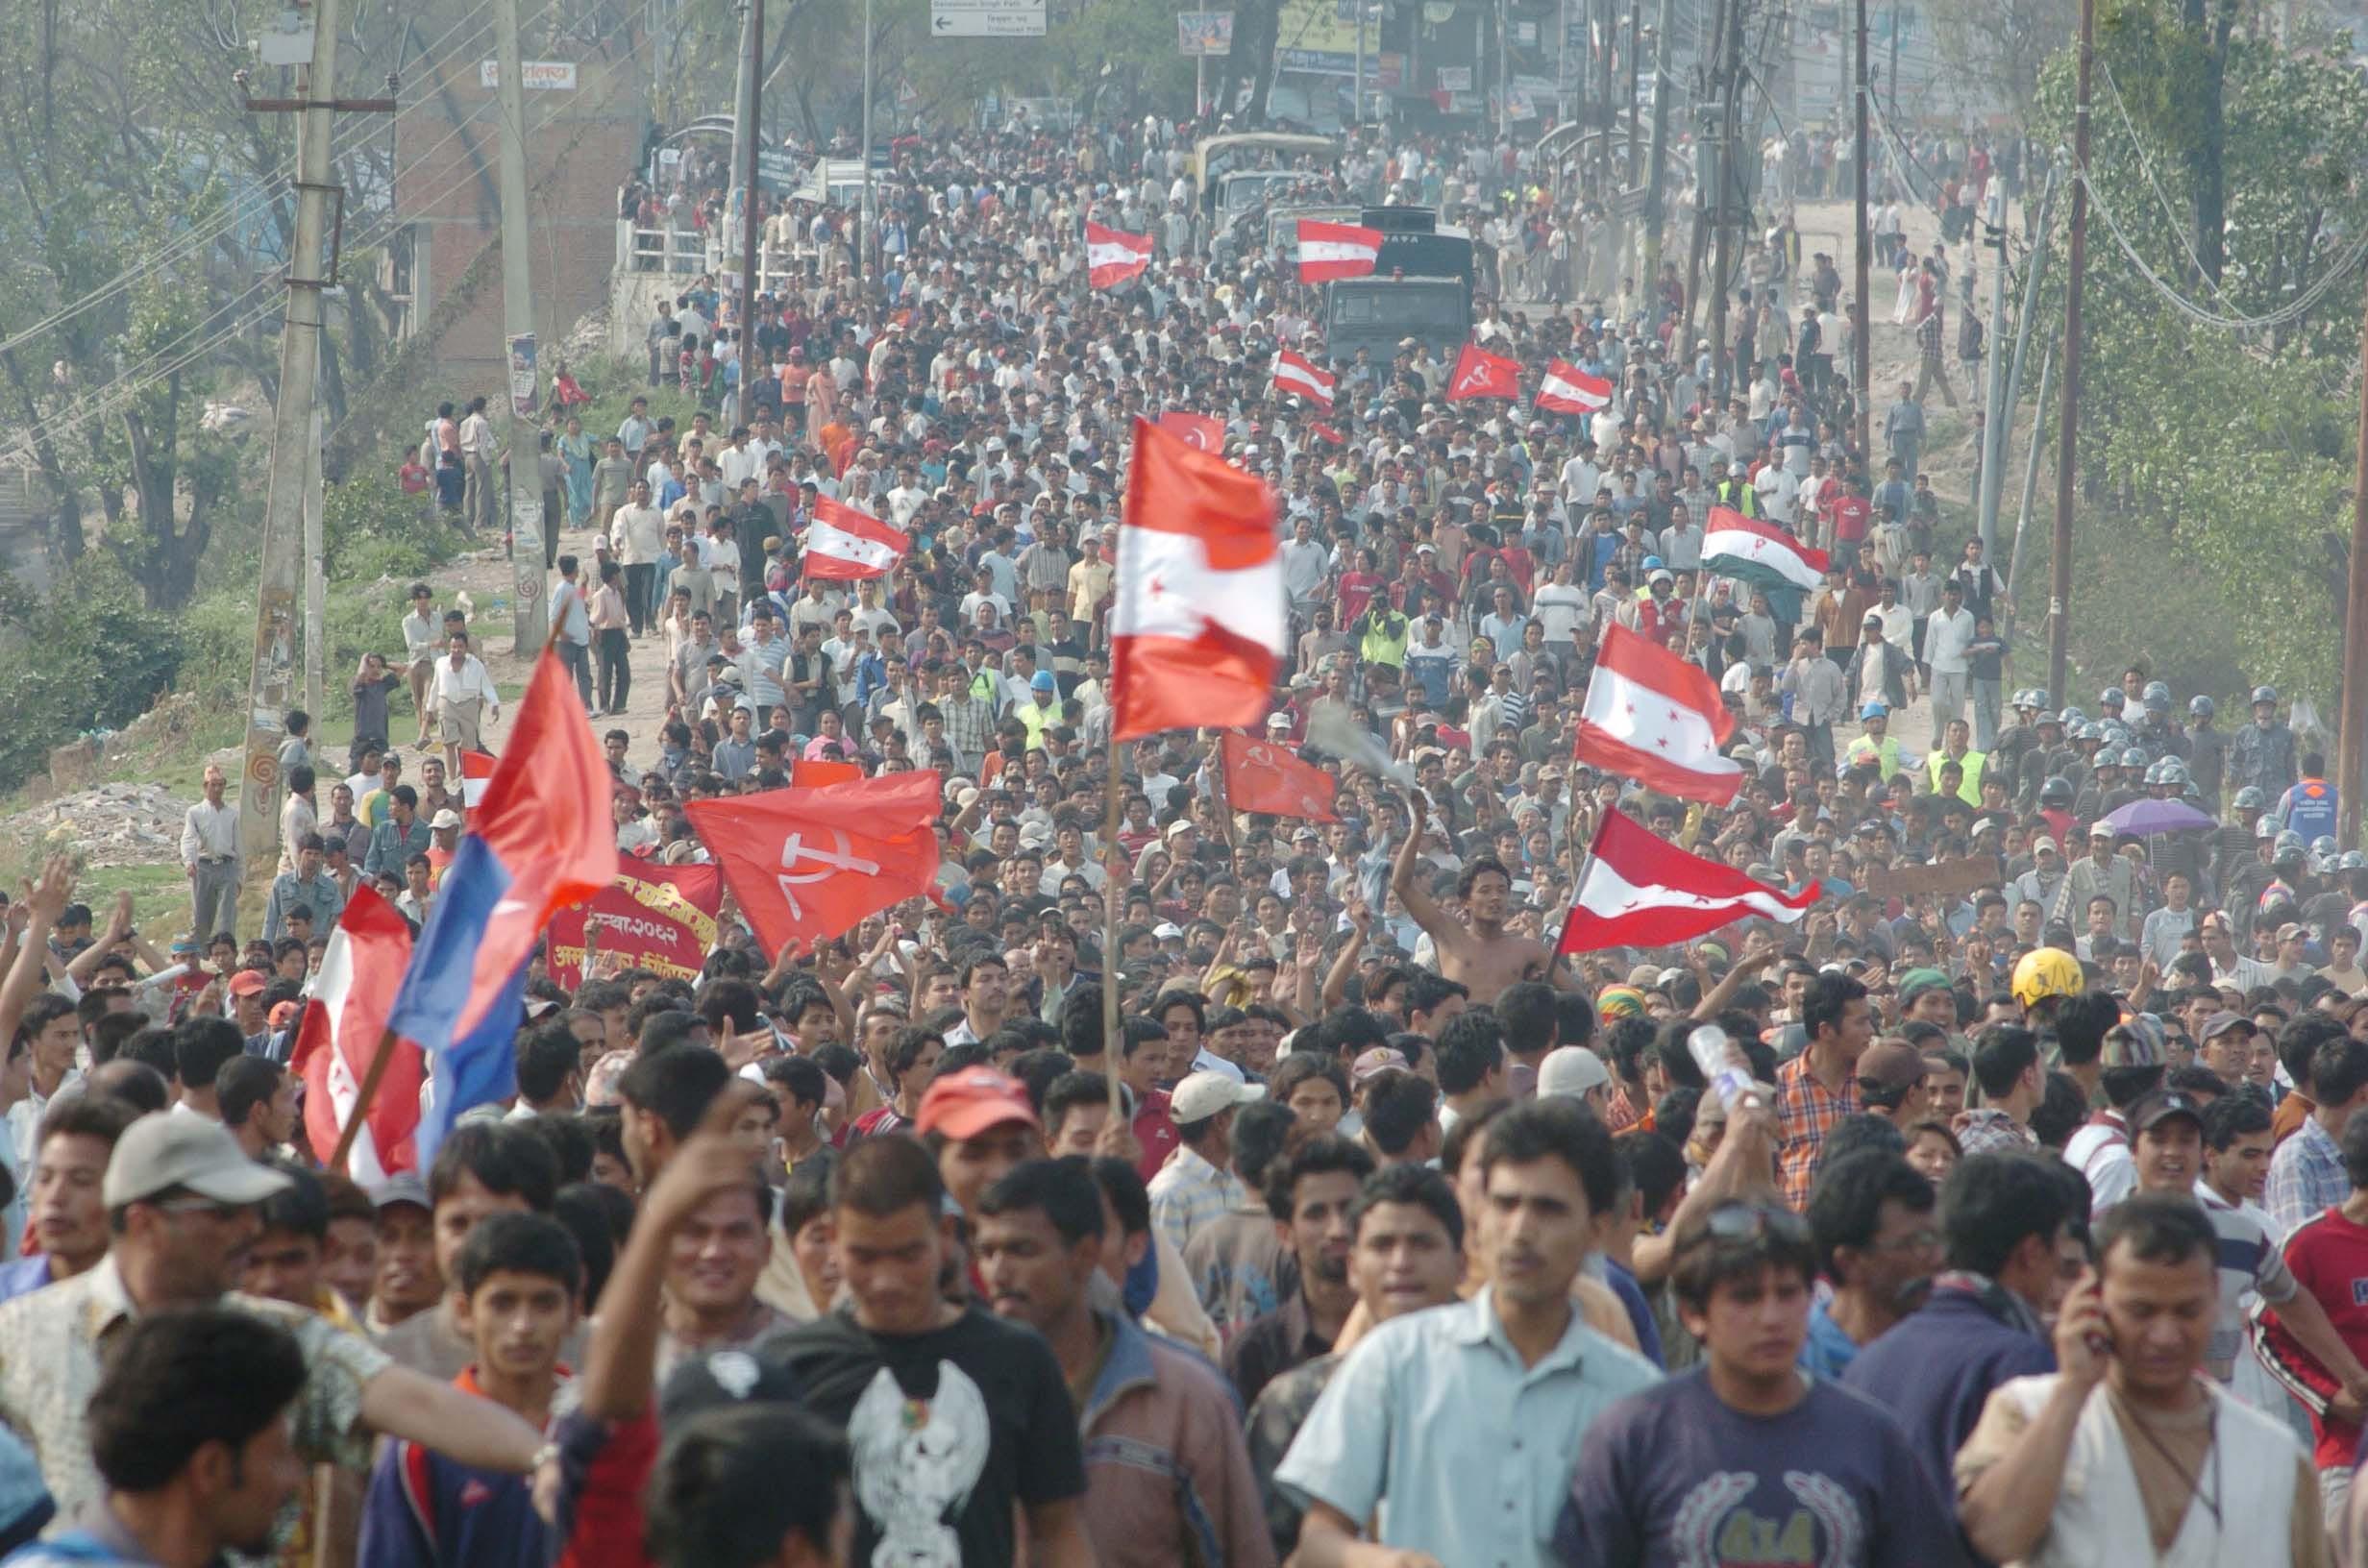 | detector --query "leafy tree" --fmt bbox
[2019,0,2368,699]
